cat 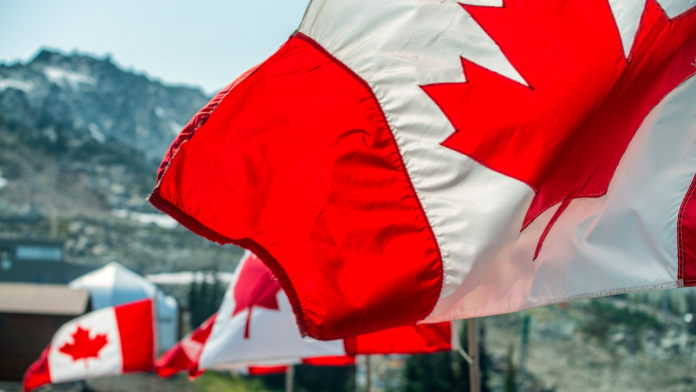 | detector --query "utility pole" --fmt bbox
[518,315,530,392]
[467,318,480,392]
[285,364,294,392]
